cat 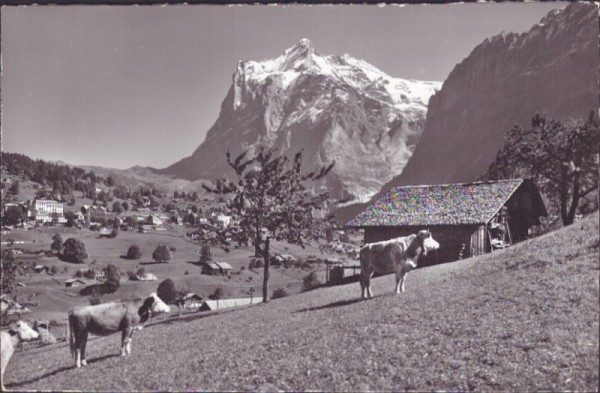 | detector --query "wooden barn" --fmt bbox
[346,179,547,266]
